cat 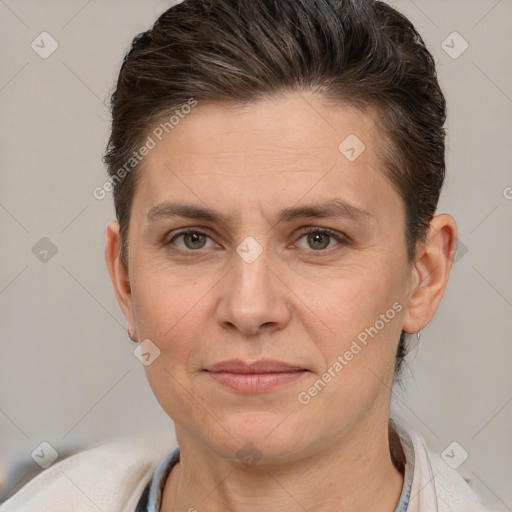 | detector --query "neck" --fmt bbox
[161,417,404,512]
